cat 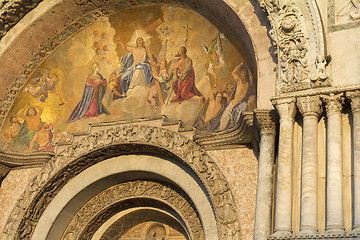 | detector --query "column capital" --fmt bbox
[321,93,344,113]
[297,95,322,117]
[347,90,360,112]
[272,98,297,120]
[254,109,278,134]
